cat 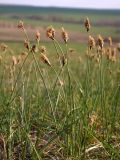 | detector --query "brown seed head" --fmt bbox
[111,48,116,62]
[46,26,55,40]
[12,56,17,67]
[60,55,67,67]
[69,48,75,53]
[40,46,46,53]
[0,43,8,52]
[17,55,21,64]
[36,30,40,41]
[96,35,104,49]
[84,17,90,32]
[105,48,111,60]
[20,52,28,61]
[24,40,30,51]
[117,43,120,52]
[40,53,51,66]
[61,27,69,43]
[111,48,116,57]
[31,44,37,53]
[21,51,28,57]
[88,35,95,50]
[17,20,24,29]
[108,37,112,46]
